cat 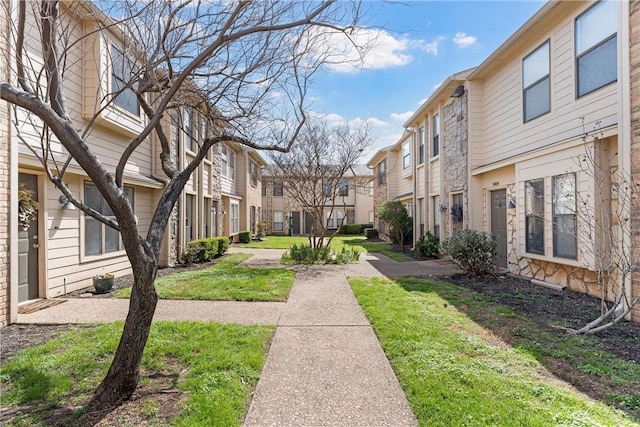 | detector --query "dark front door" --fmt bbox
[491,189,507,269]
[18,173,39,302]
[291,211,301,235]
[304,211,314,234]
